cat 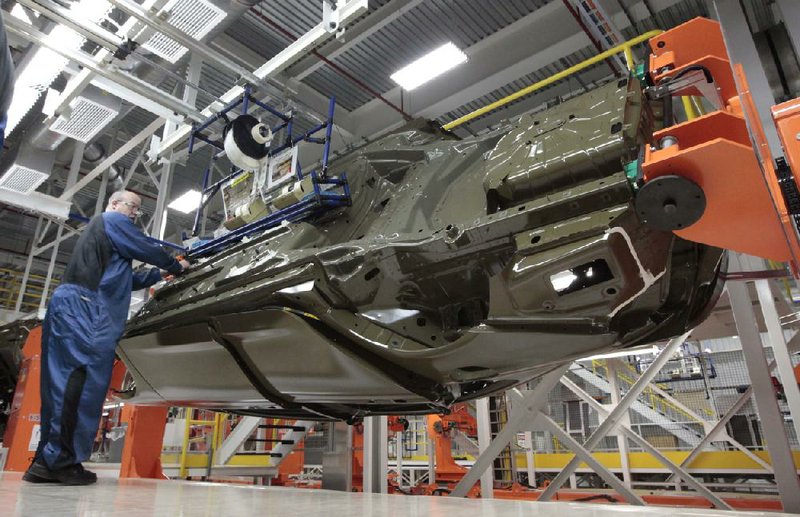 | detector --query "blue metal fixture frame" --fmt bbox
[186,87,350,258]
